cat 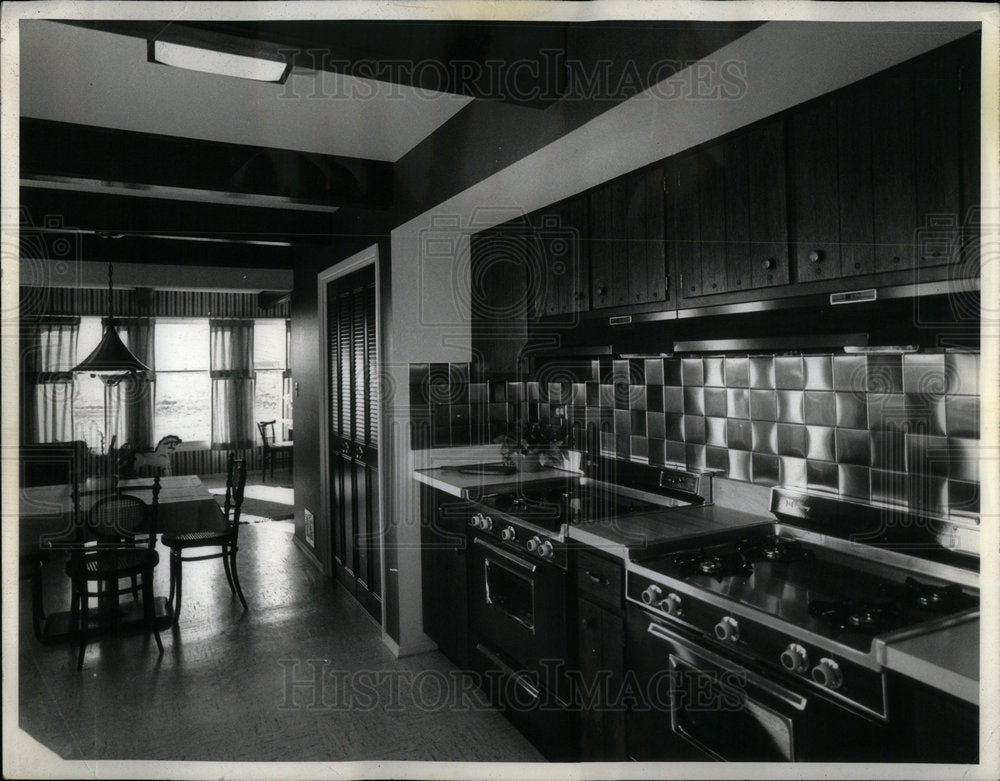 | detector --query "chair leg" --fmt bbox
[130,574,140,603]
[229,549,248,611]
[172,552,184,623]
[168,548,178,607]
[221,546,237,597]
[29,557,46,641]
[142,567,163,655]
[75,581,88,672]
